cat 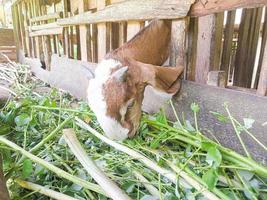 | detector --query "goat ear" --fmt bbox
[112,66,128,82]
[136,61,184,93]
[152,65,184,93]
